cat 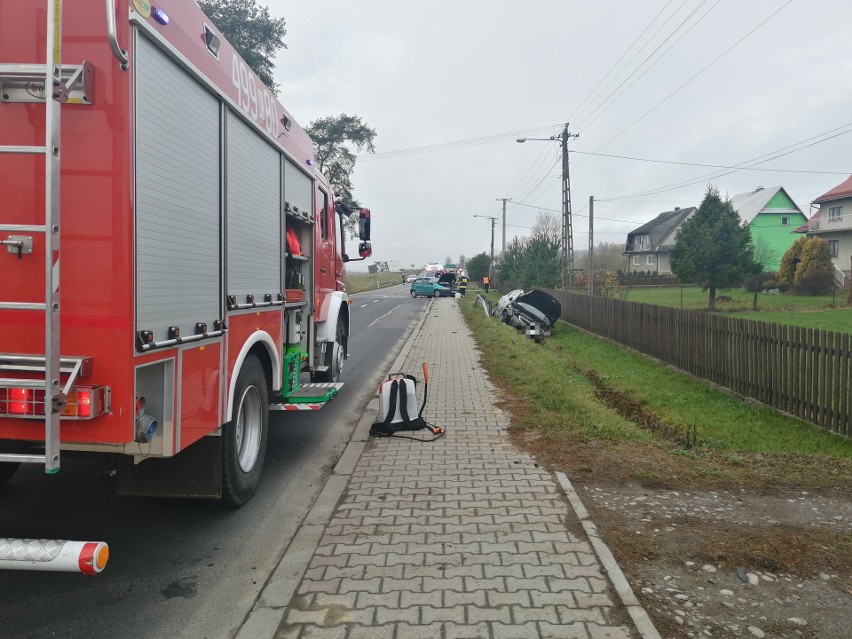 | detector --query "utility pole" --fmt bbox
[473,214,499,283]
[588,195,594,295]
[516,124,577,289]
[489,217,496,283]
[559,124,578,290]
[496,197,510,256]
